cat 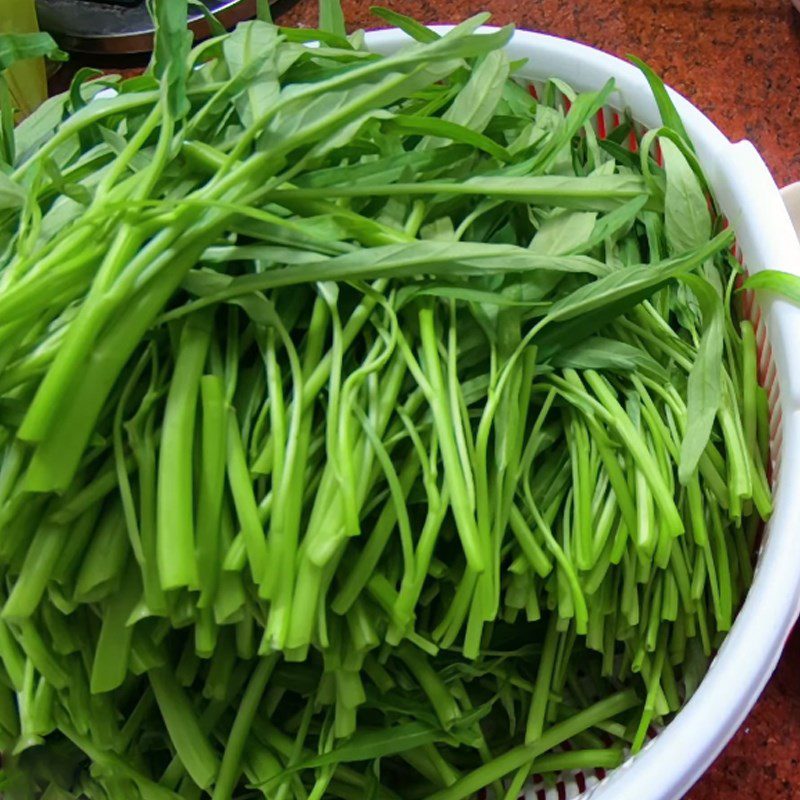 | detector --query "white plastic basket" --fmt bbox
[363,26,800,800]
